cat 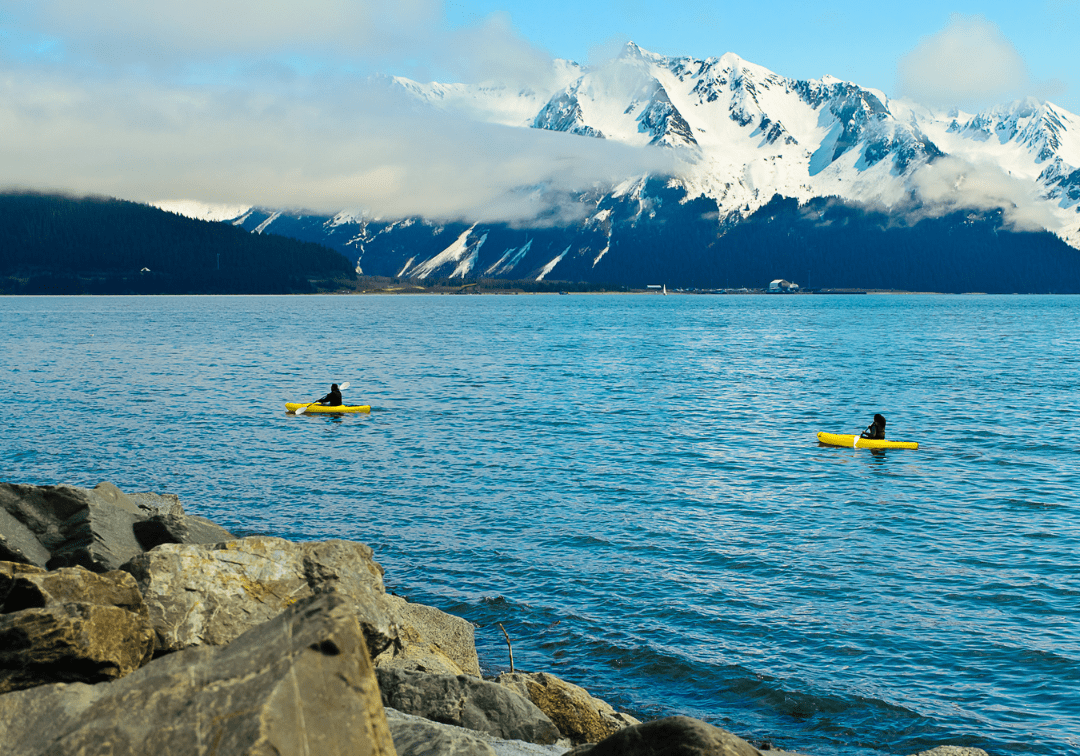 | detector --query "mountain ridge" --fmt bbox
[154,43,1080,291]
